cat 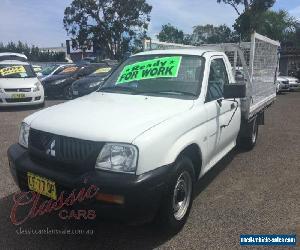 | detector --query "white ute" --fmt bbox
[0,53,44,107]
[8,33,279,231]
